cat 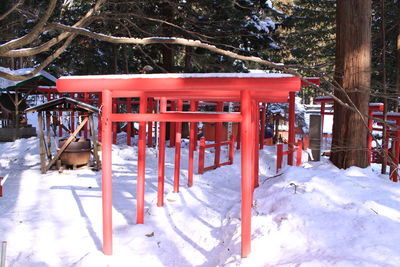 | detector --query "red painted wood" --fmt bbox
[137,96,147,224]
[112,102,117,145]
[169,101,176,147]
[173,100,183,193]
[57,76,301,92]
[157,98,167,206]
[276,143,283,173]
[127,98,132,146]
[147,98,154,147]
[55,73,303,258]
[101,89,113,255]
[240,89,252,258]
[288,92,295,166]
[260,102,266,149]
[188,101,197,187]
[296,139,303,166]
[110,113,242,123]
[198,137,206,174]
[214,102,224,167]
